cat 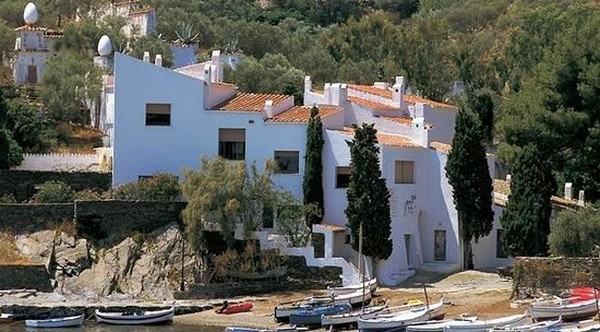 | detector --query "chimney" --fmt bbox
[154,54,162,67]
[304,76,312,93]
[577,190,585,207]
[203,64,212,83]
[143,51,150,63]
[264,100,274,118]
[392,76,406,108]
[564,182,573,200]
[211,50,223,83]
[505,174,511,185]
